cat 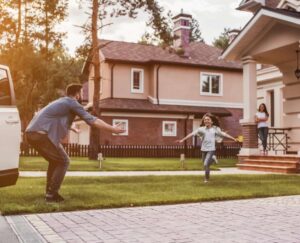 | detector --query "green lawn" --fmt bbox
[1,174,300,215]
[19,156,238,171]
